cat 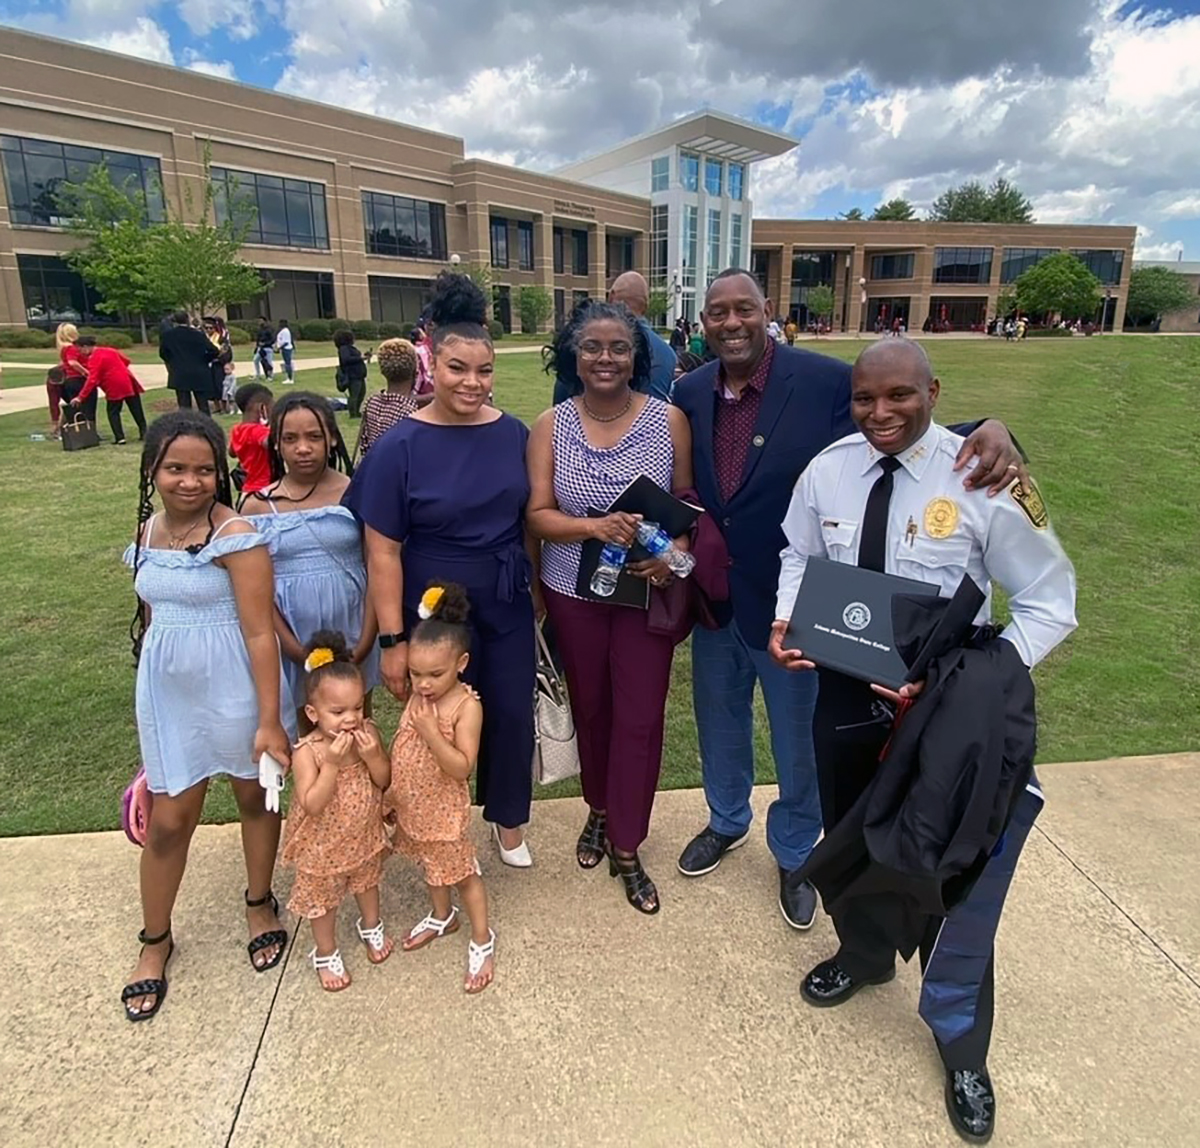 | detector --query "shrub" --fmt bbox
[329,318,352,334]
[0,327,55,349]
[351,319,381,339]
[378,322,406,338]
[487,319,505,341]
[298,319,333,341]
[95,331,134,349]
[226,326,252,346]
